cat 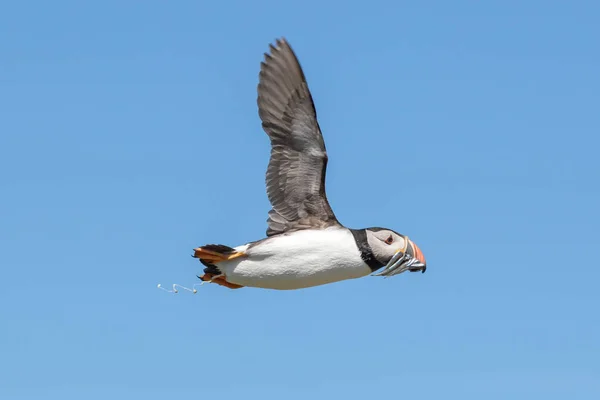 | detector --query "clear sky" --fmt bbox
[1,1,599,399]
